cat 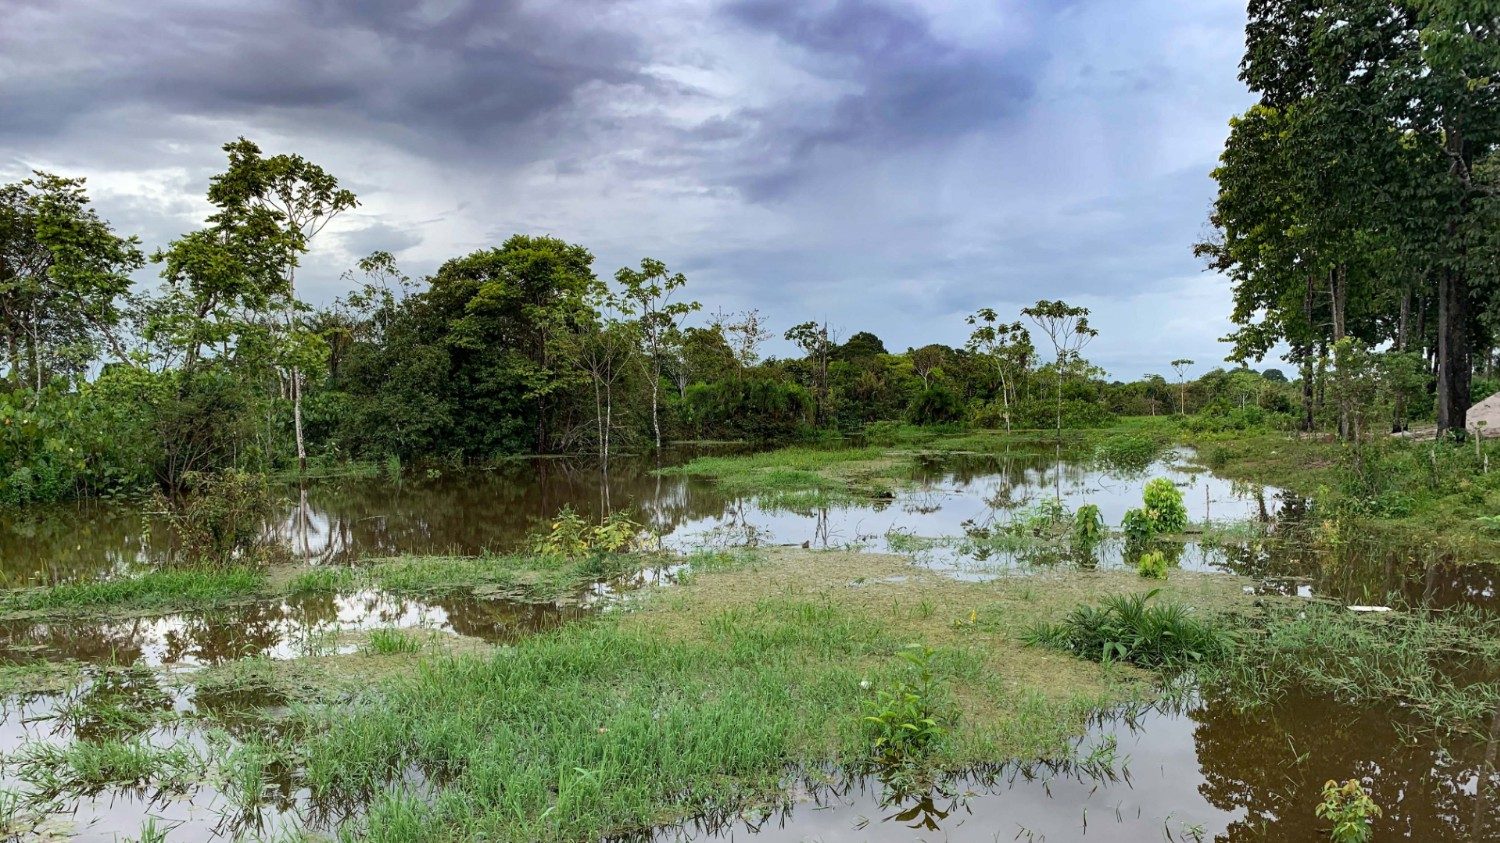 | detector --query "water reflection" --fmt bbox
[654,693,1500,842]
[0,590,589,667]
[5,447,1499,611]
